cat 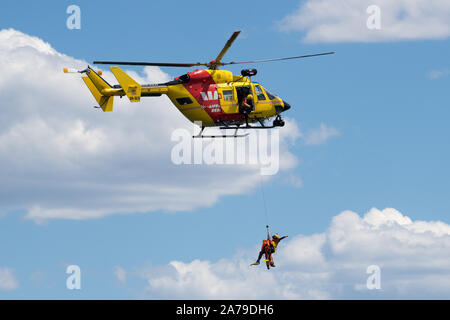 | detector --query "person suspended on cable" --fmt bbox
[251,231,288,267]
